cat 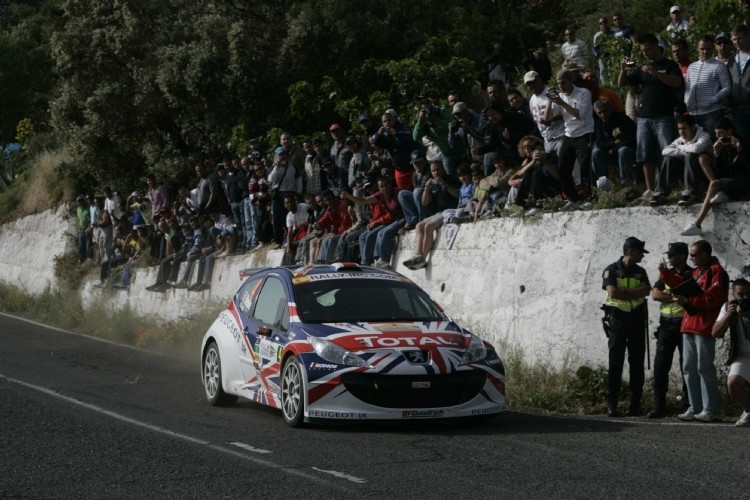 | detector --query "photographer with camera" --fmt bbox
[712,278,750,426]
[544,68,595,211]
[681,117,750,236]
[412,95,463,176]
